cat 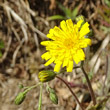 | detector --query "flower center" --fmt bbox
[64,39,74,49]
